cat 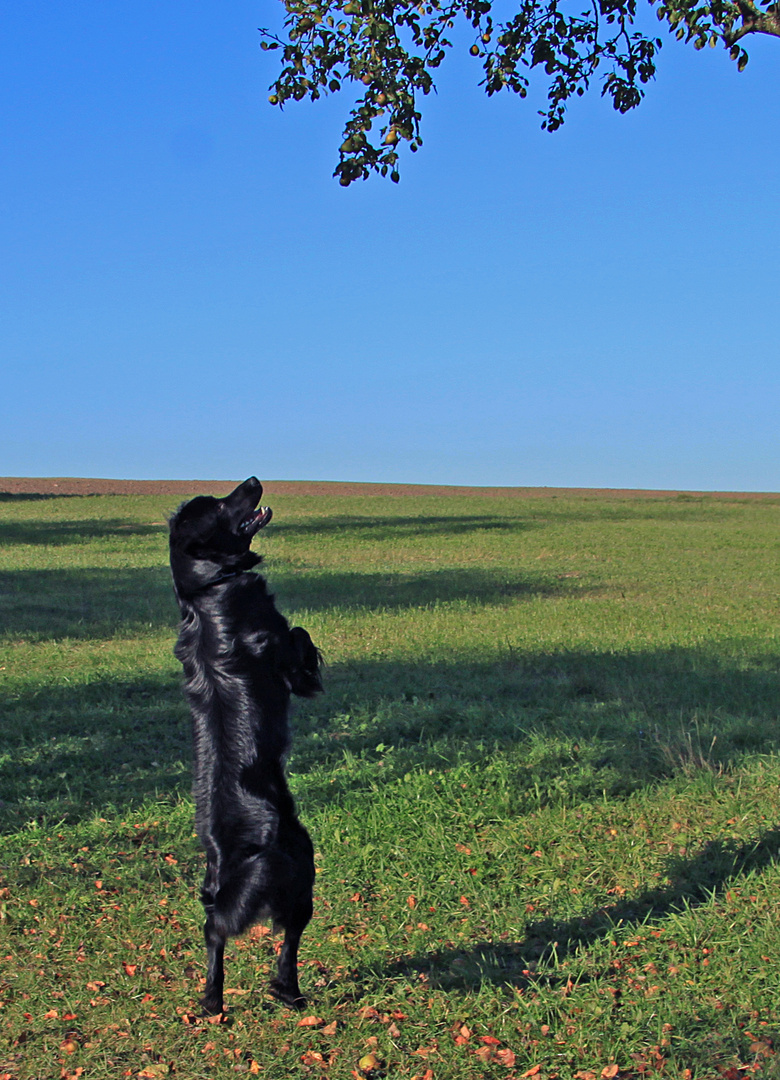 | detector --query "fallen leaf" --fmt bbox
[497,1048,517,1068]
[388,1023,401,1038]
[122,962,137,977]
[601,1067,620,1079]
[297,1015,323,1028]
[481,1036,502,1045]
[60,1039,78,1054]
[358,1053,379,1073]
[322,1021,339,1036]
